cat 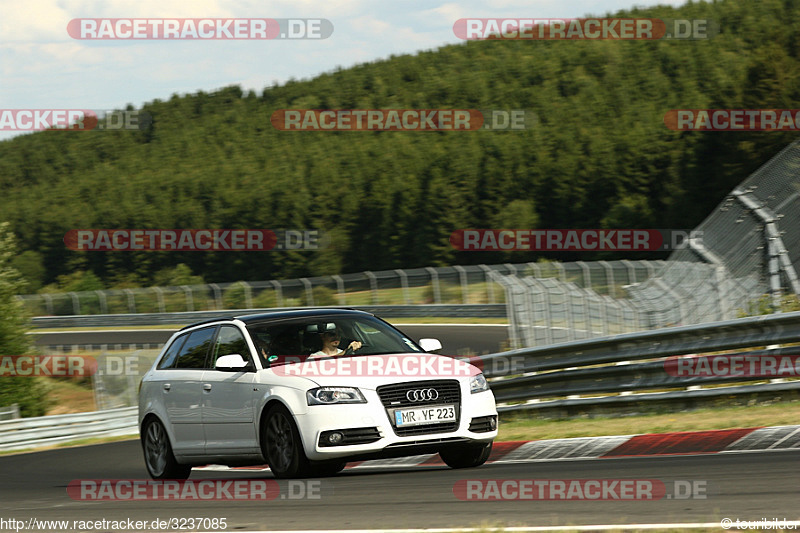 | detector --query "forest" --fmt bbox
[0,0,798,294]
